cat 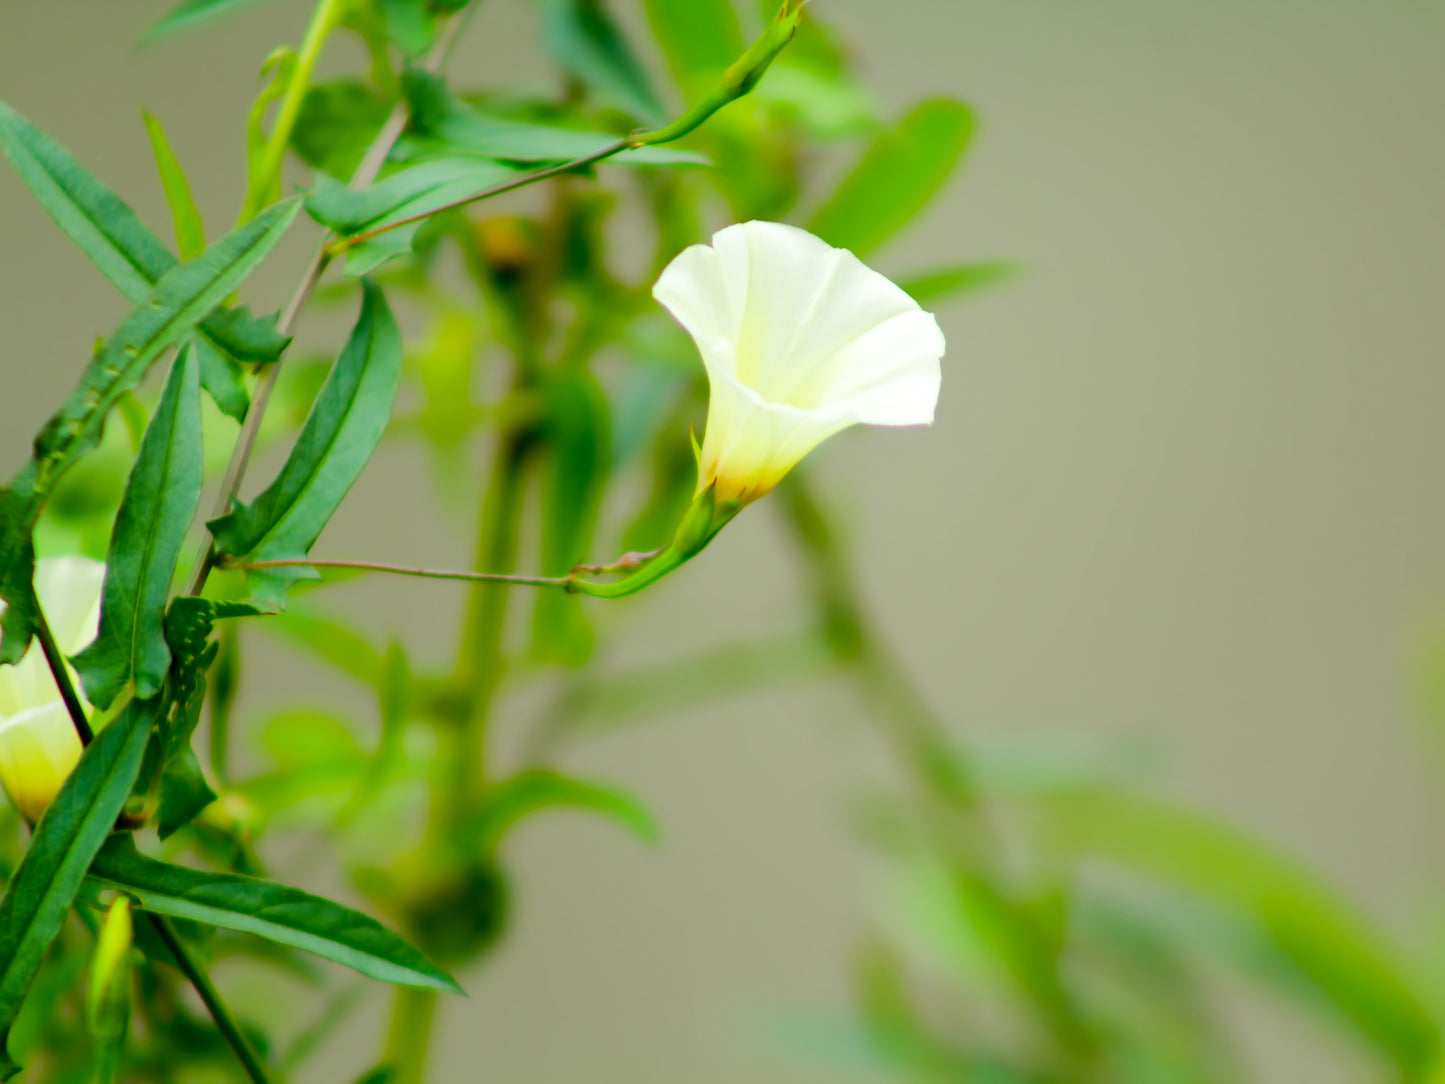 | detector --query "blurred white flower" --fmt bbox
[653,220,945,505]
[0,557,104,822]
